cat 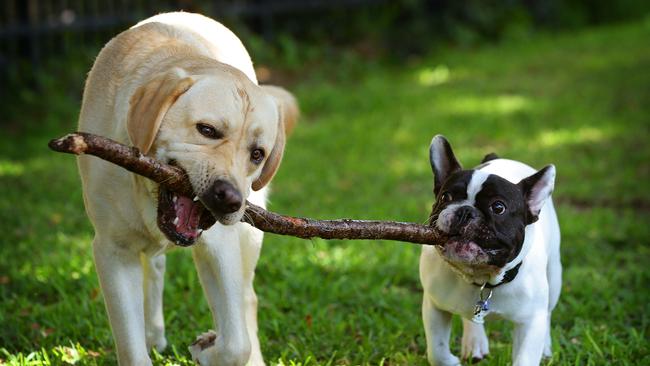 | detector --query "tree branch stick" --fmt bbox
[49,132,442,245]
